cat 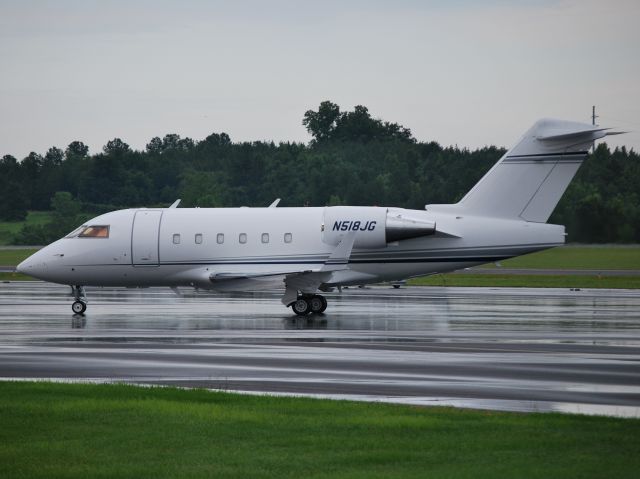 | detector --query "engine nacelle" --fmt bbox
[322,206,387,248]
[386,207,436,243]
[322,206,436,249]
